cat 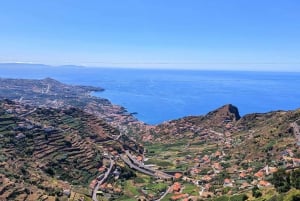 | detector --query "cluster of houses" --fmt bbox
[86,138,300,200]
[171,145,300,199]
